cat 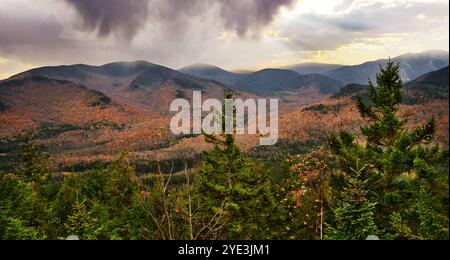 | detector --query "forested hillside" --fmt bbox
[1,62,447,240]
